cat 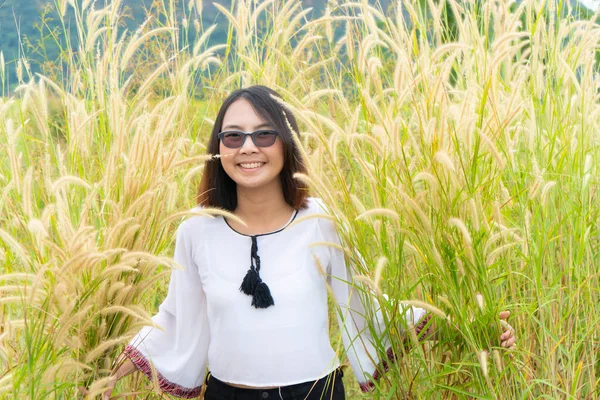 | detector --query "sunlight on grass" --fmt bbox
[0,0,599,398]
